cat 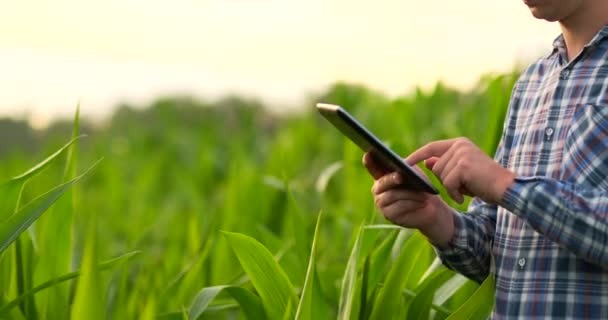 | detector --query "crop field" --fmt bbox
[0,73,516,319]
